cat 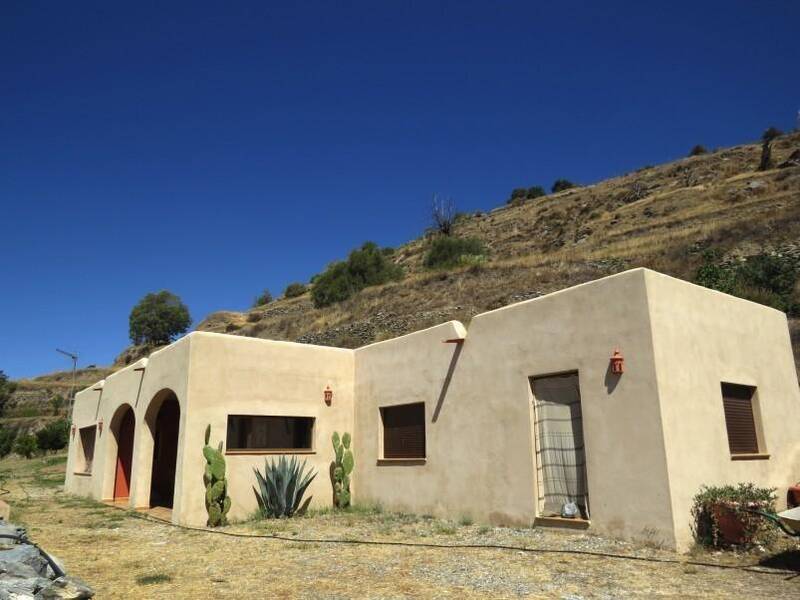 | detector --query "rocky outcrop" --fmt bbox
[0,522,93,599]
